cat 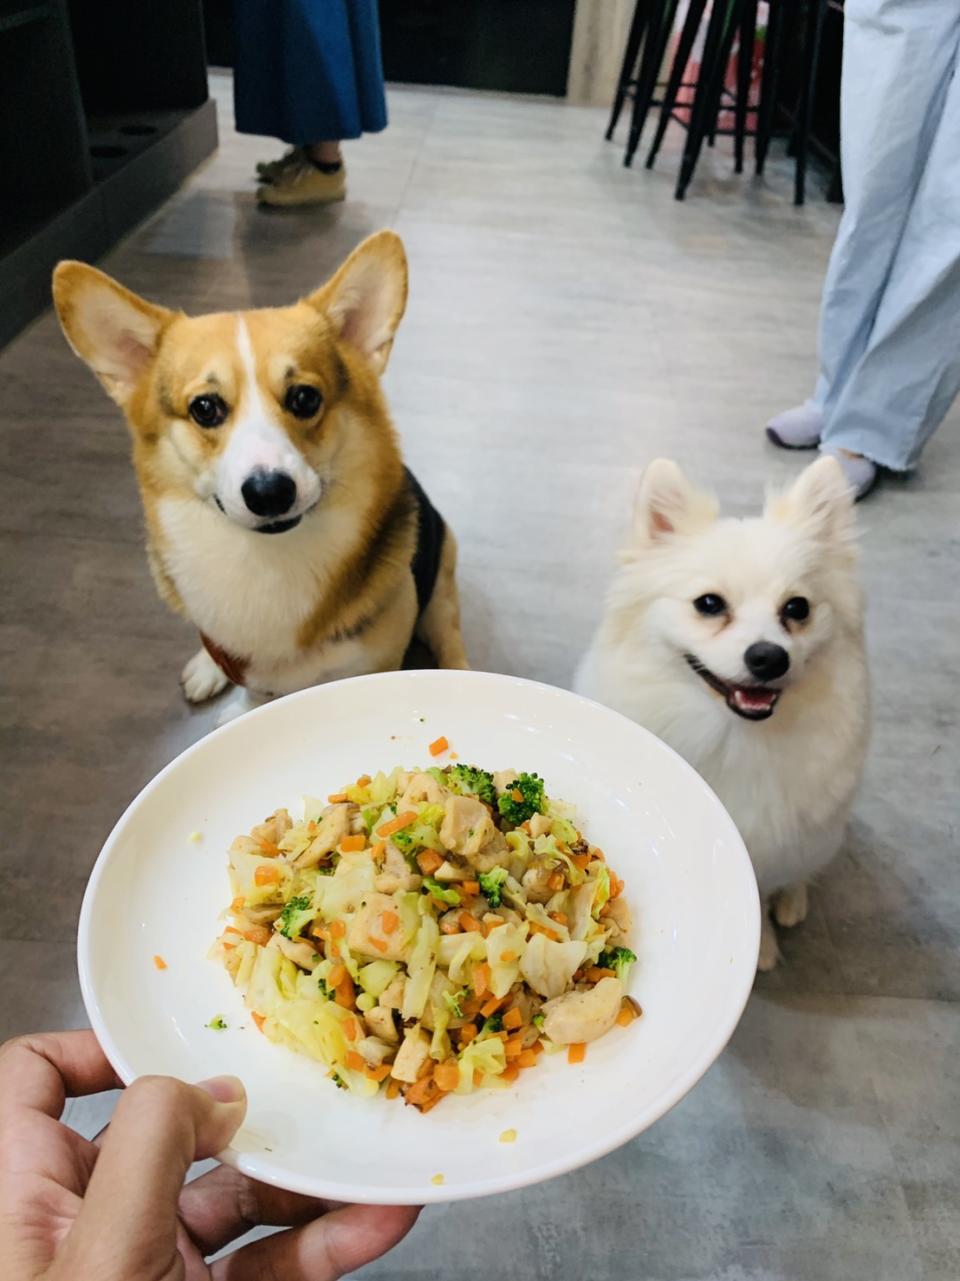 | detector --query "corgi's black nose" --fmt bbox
[744,642,790,681]
[242,469,297,518]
